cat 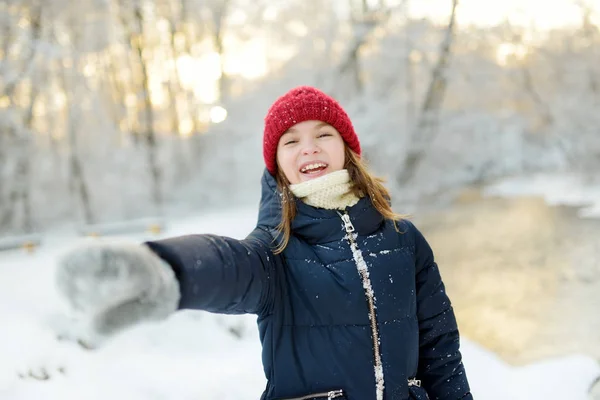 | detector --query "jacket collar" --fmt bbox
[257,169,384,244]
